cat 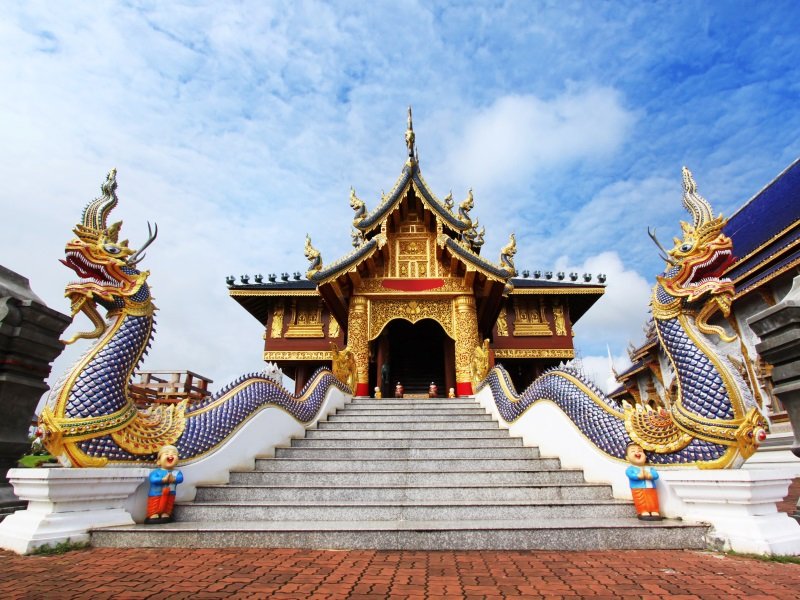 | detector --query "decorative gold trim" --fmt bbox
[510,287,605,295]
[724,219,799,274]
[729,236,800,285]
[284,326,325,338]
[494,348,575,359]
[229,289,320,297]
[733,255,800,300]
[263,351,332,361]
